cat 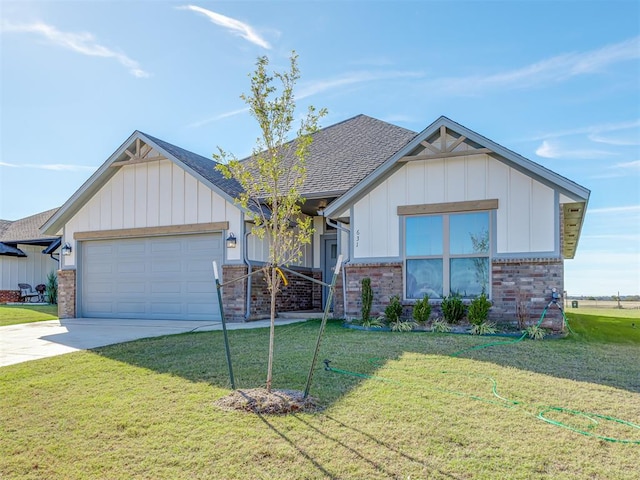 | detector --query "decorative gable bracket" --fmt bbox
[398,125,492,163]
[110,138,167,167]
